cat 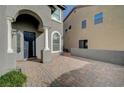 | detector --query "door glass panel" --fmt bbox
[24,32,36,58]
